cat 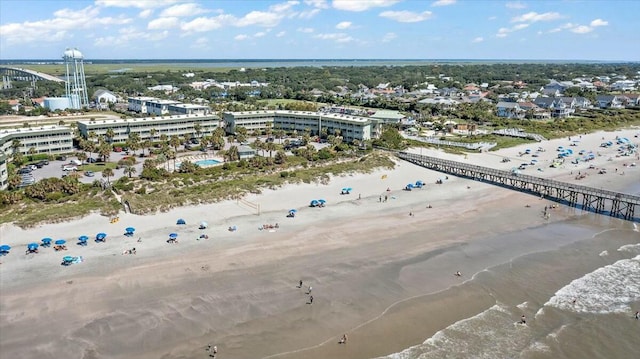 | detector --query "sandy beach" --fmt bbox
[1,128,638,359]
